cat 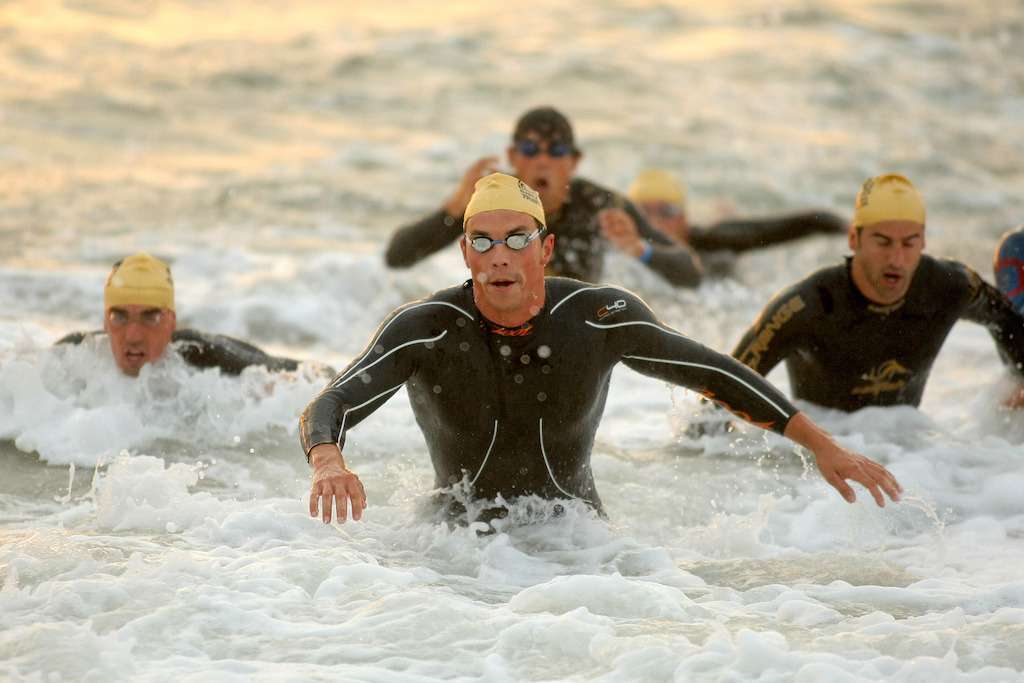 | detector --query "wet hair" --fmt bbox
[512,106,577,153]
